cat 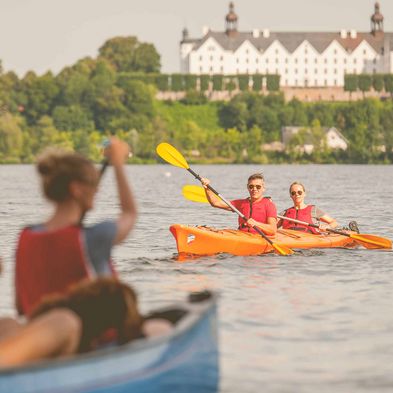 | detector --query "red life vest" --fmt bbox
[233,197,277,233]
[282,205,319,234]
[15,226,96,316]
